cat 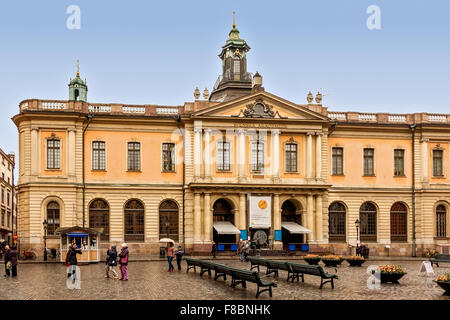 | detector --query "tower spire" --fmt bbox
[76,59,80,77]
[232,11,236,28]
